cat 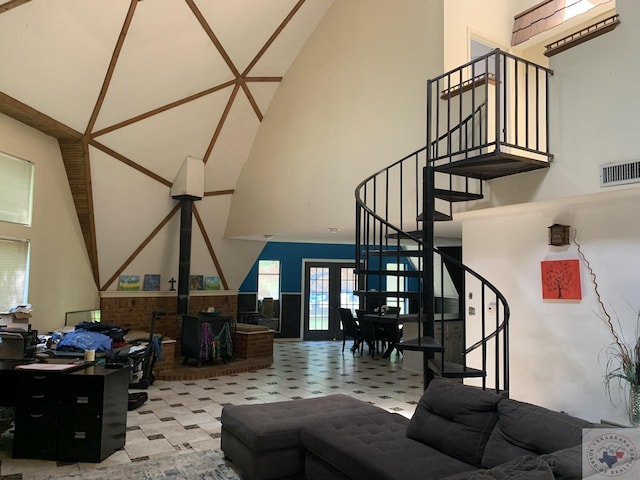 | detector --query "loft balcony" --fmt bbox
[427,49,554,180]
